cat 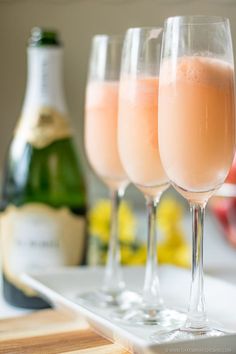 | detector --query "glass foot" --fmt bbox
[151,325,228,343]
[113,305,186,326]
[76,288,141,309]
